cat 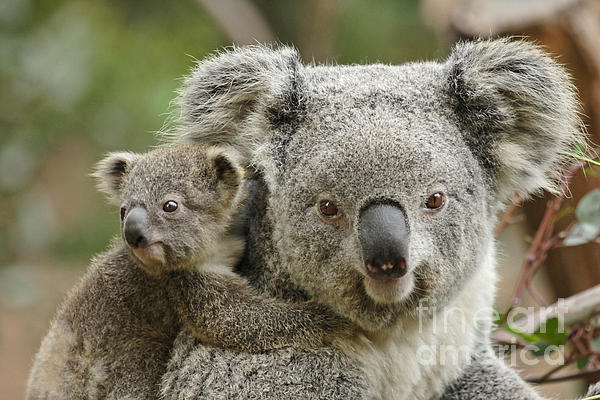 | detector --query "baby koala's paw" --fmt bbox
[305,301,359,344]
